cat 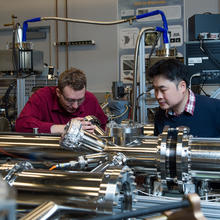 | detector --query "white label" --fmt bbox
[188,57,202,64]
[168,25,183,47]
[136,5,181,22]
[121,9,135,17]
